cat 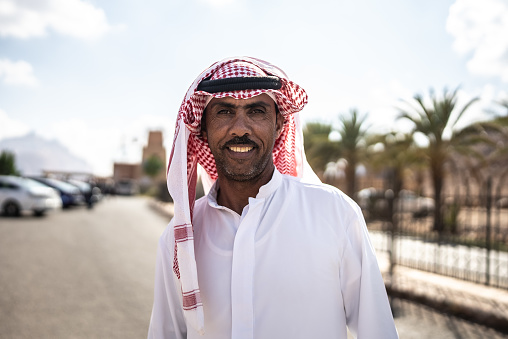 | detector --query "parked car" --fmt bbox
[115,179,139,196]
[357,187,435,219]
[356,187,390,220]
[0,175,62,217]
[29,177,85,208]
[396,189,435,217]
[67,179,102,208]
